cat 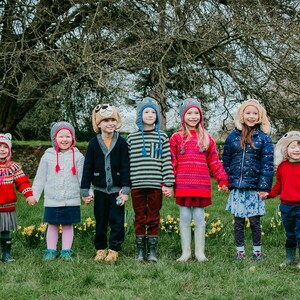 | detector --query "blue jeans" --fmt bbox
[280,204,300,248]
